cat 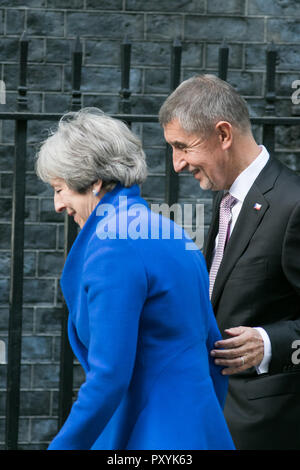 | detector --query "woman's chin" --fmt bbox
[76,216,85,228]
